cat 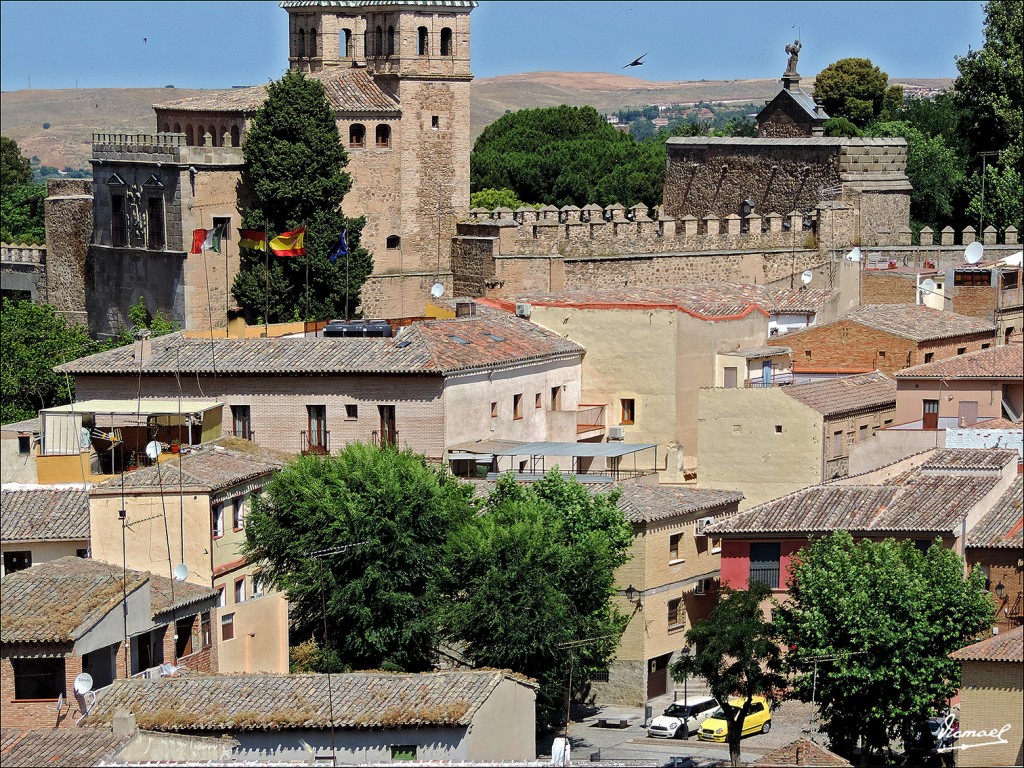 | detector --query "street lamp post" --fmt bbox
[680,645,692,739]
